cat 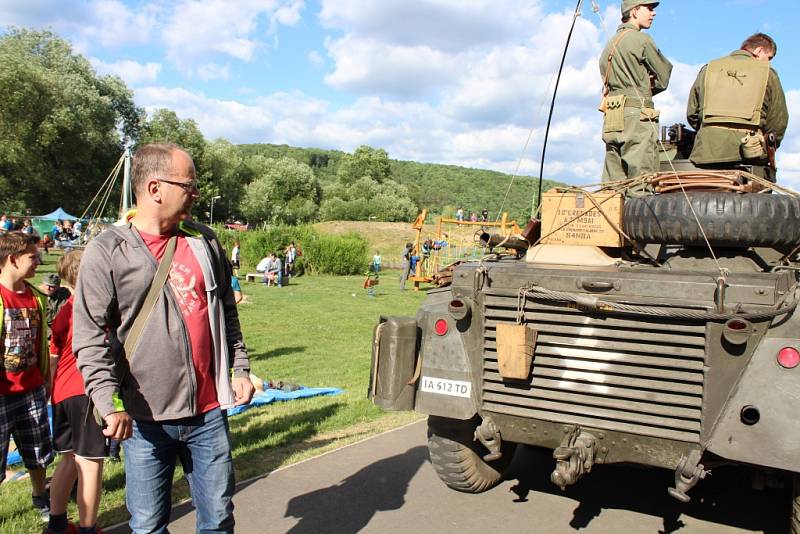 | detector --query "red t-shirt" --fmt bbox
[50,296,85,404]
[0,284,44,394]
[139,230,219,413]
